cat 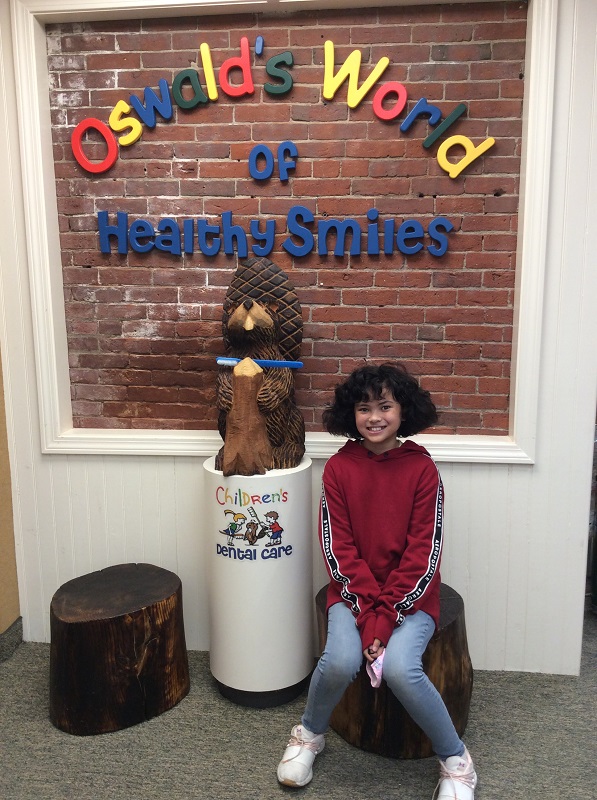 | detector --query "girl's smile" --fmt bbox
[354,388,402,454]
